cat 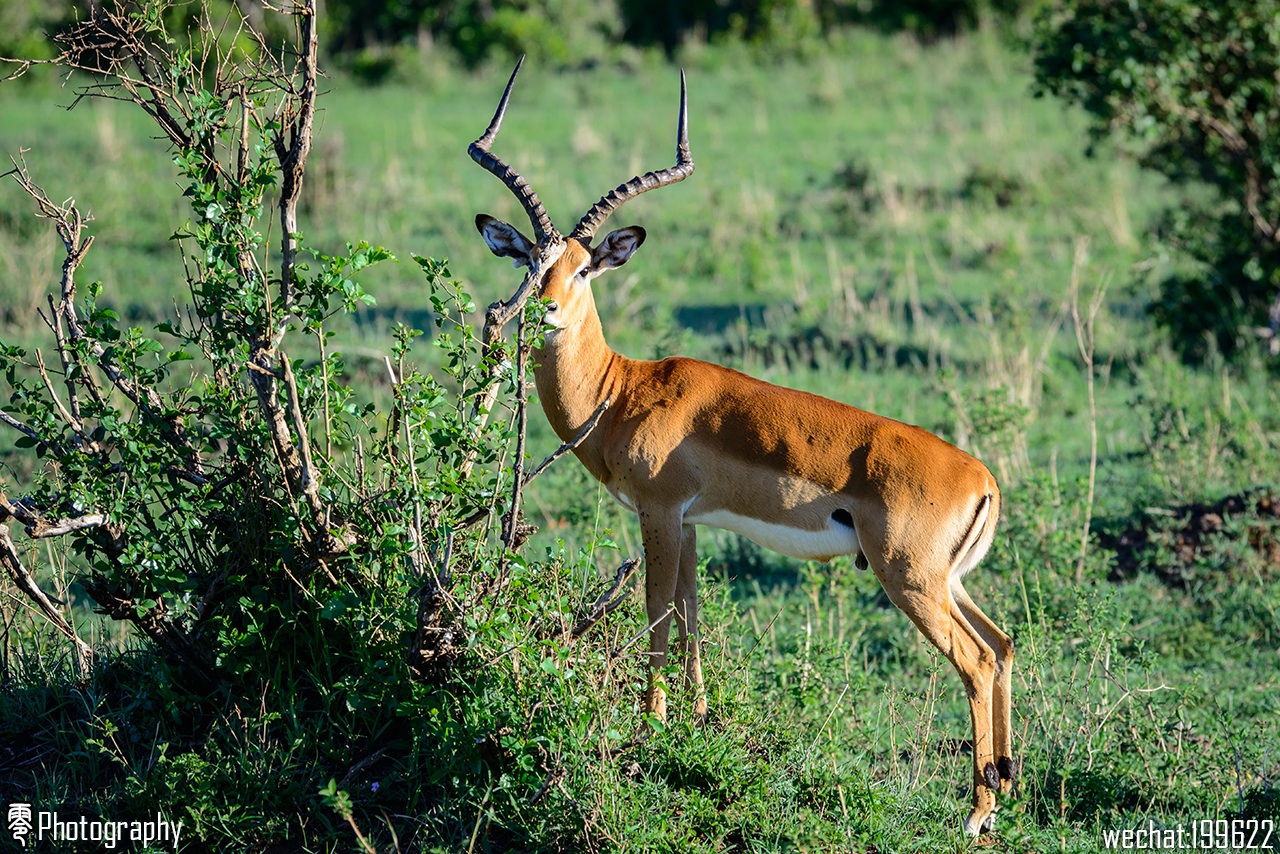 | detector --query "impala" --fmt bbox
[468,60,1016,835]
